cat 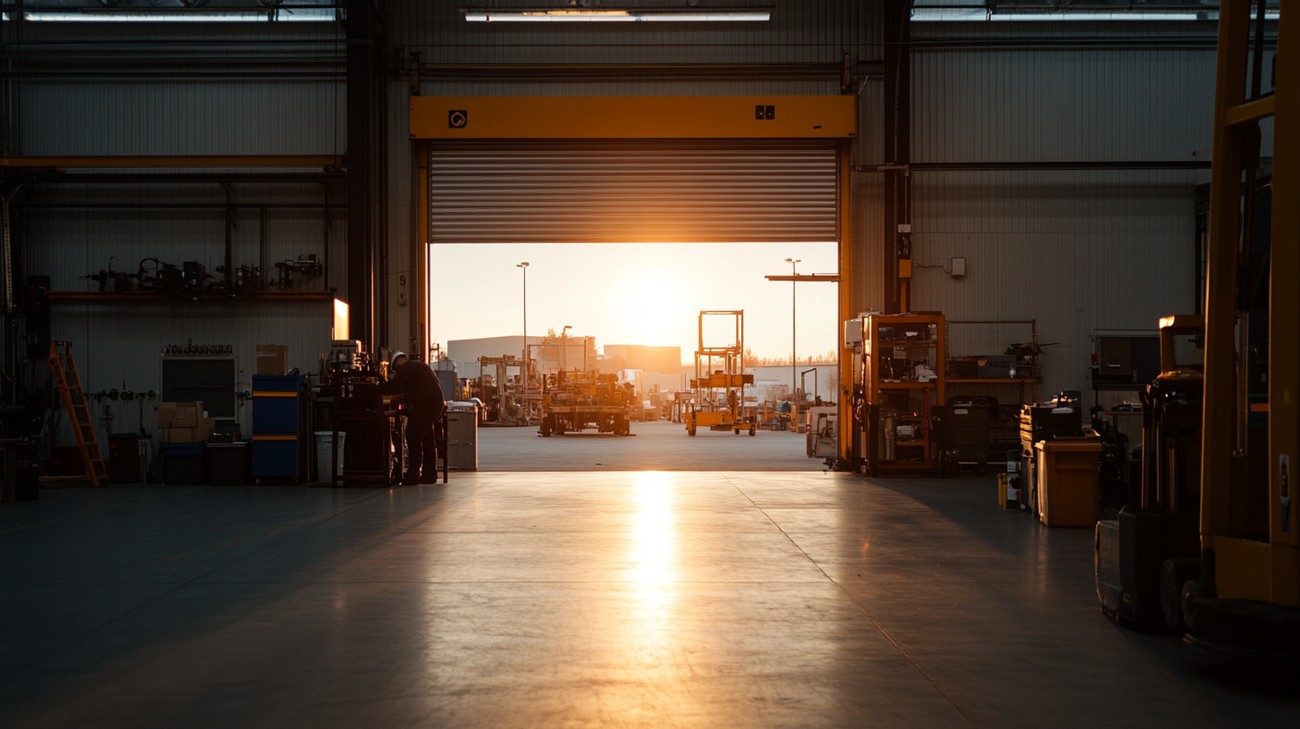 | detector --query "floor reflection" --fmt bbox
[624,471,679,666]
